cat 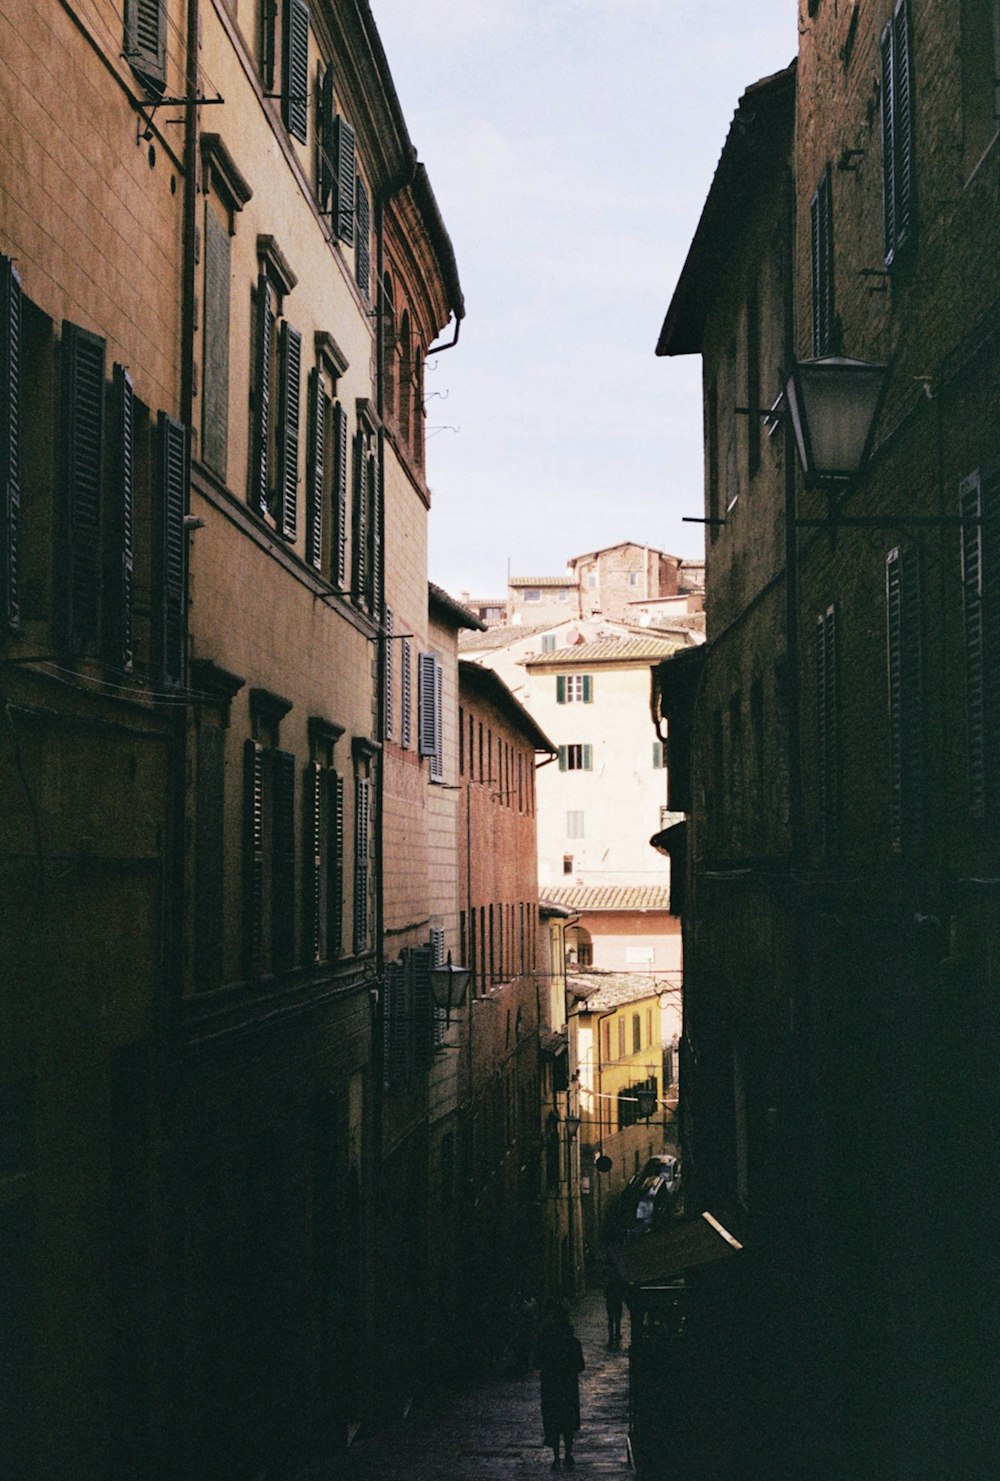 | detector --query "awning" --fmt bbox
[539,1031,568,1058]
[613,1211,743,1286]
